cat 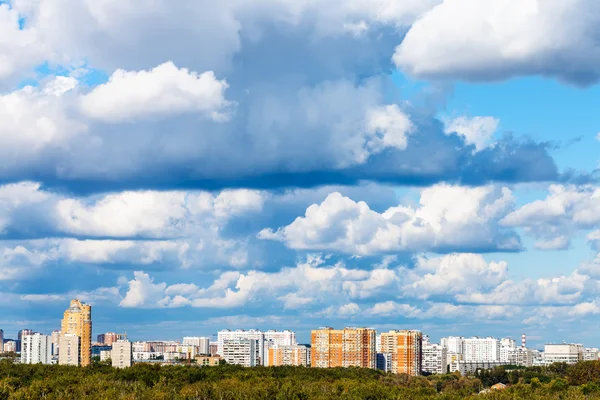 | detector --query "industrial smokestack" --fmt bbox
[521,333,526,348]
